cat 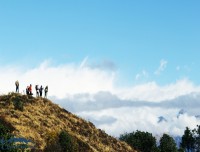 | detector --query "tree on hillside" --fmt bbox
[119,130,158,152]
[180,127,195,152]
[193,125,200,152]
[159,133,177,152]
[59,130,78,152]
